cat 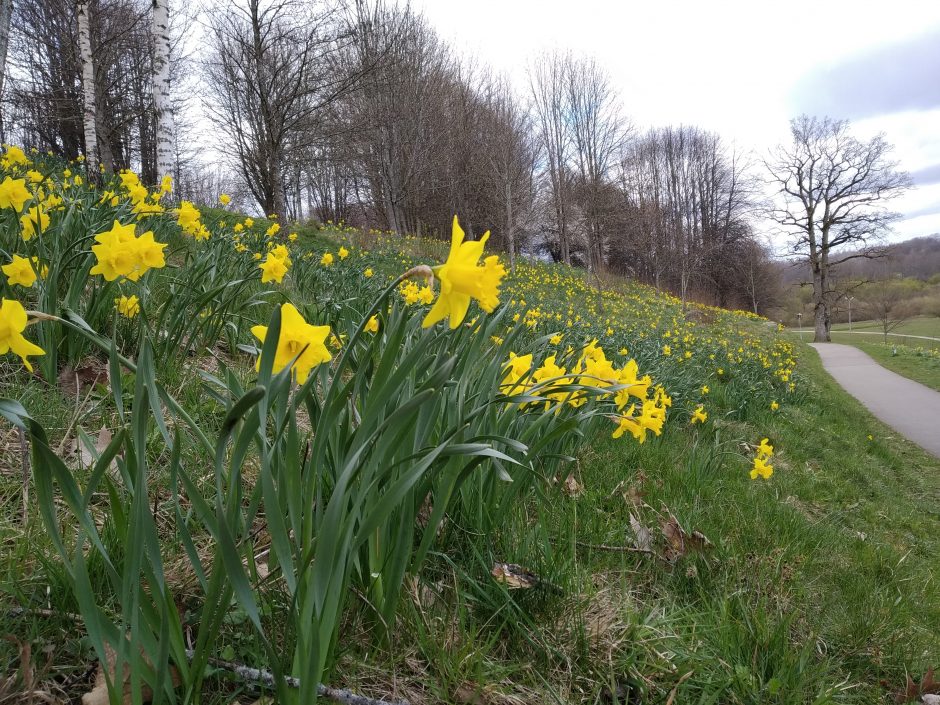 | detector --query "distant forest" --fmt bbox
[779,234,940,285]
